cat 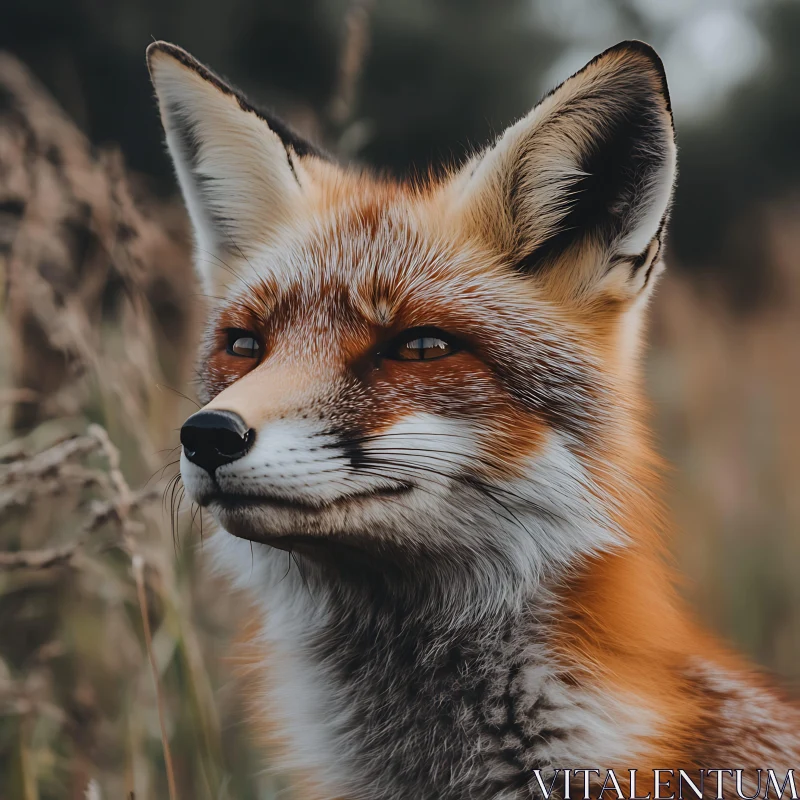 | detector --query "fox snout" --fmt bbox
[180,410,255,475]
